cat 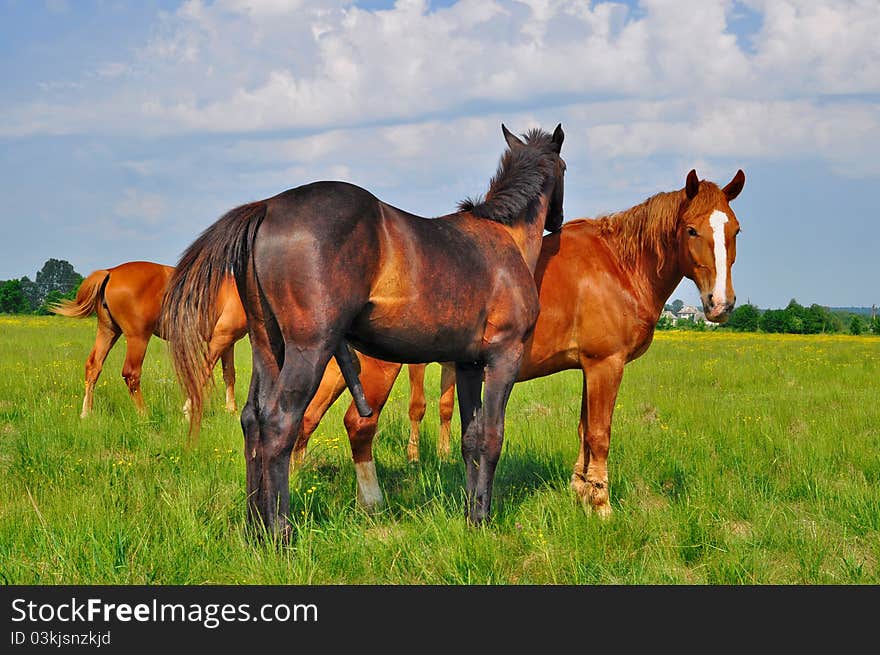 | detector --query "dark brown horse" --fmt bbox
[162,124,566,535]
[50,261,247,418]
[293,169,745,517]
